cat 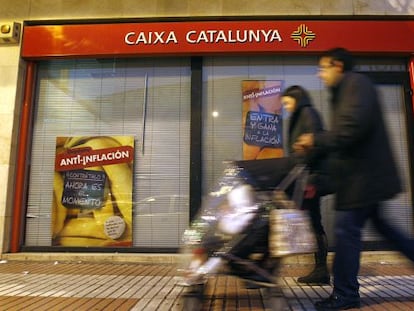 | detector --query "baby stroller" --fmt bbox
[178,157,316,310]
